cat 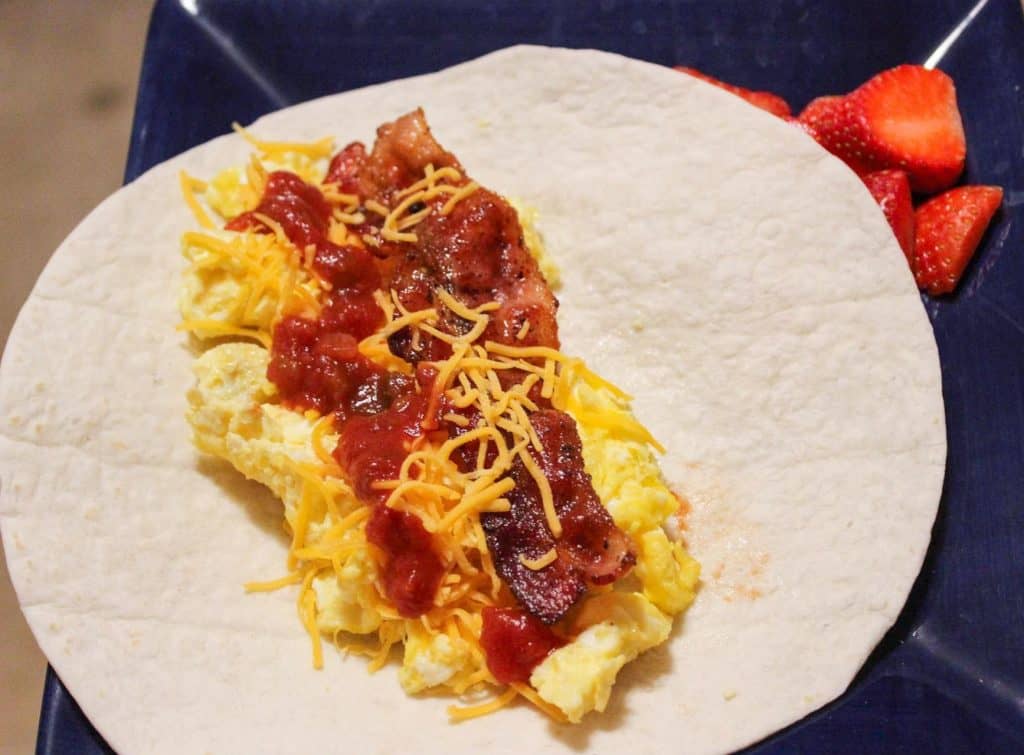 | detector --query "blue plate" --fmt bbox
[37,0,1024,752]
